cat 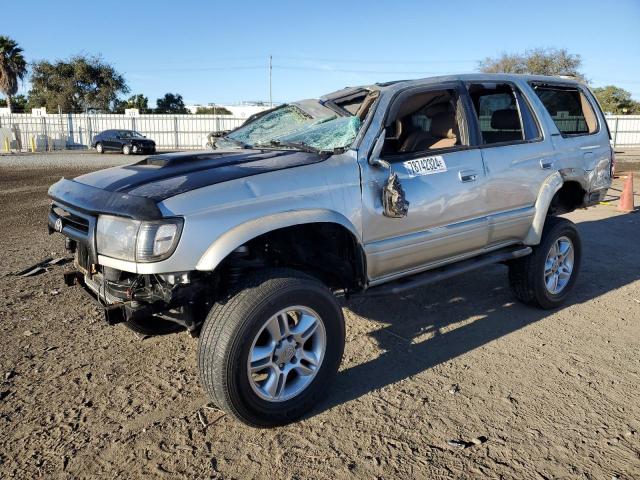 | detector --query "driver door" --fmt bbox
[360,84,489,283]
